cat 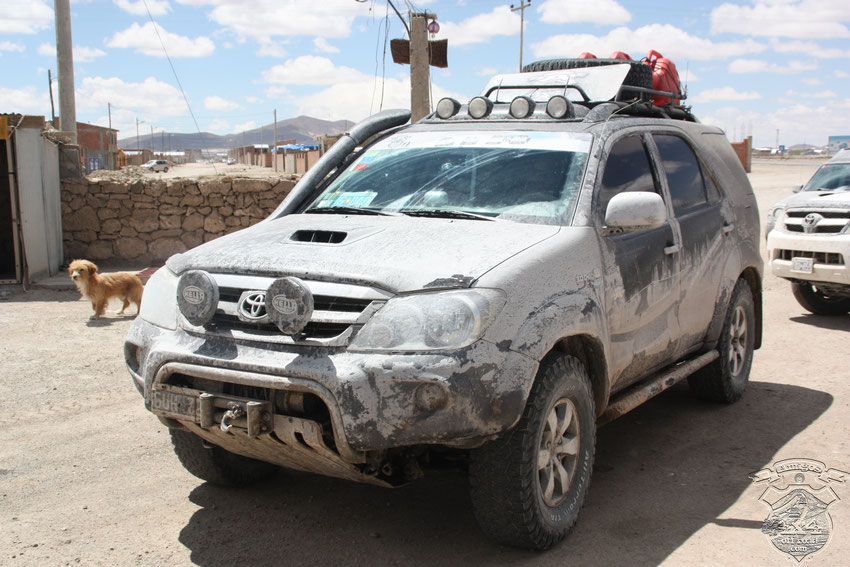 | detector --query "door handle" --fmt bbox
[664,244,681,255]
[722,223,735,234]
